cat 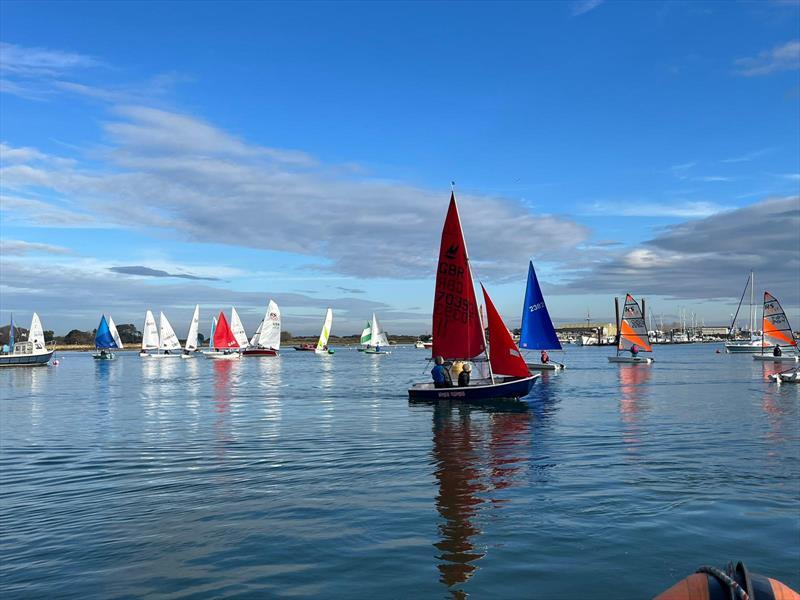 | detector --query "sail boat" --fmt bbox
[243,300,281,356]
[202,316,218,355]
[294,308,334,353]
[93,314,119,360]
[357,320,372,351]
[229,307,250,349]
[519,261,564,371]
[148,311,183,358]
[754,292,799,363]
[0,312,55,367]
[139,310,159,357]
[725,271,763,353]
[608,294,654,364]
[363,314,390,354]
[181,304,200,359]
[205,311,241,360]
[408,192,538,402]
